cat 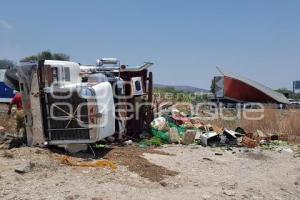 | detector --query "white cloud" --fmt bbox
[0,20,13,30]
